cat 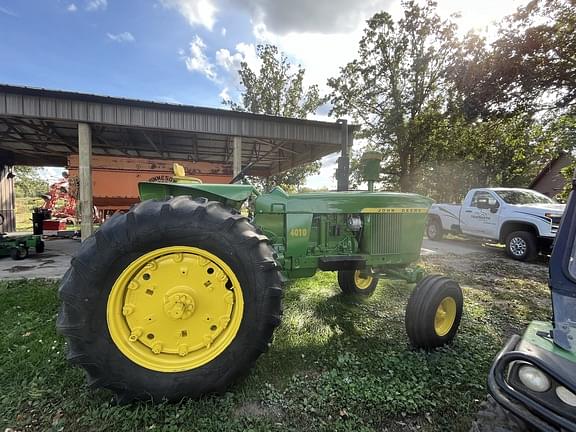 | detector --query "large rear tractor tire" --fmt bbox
[338,270,379,297]
[57,197,283,403]
[405,275,463,349]
[470,396,531,432]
